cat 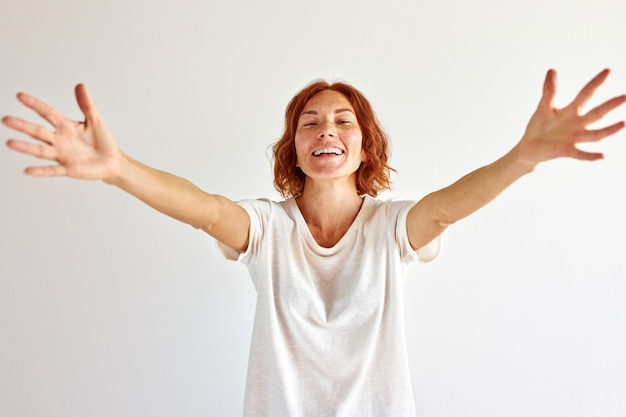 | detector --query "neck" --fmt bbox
[296,180,364,247]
